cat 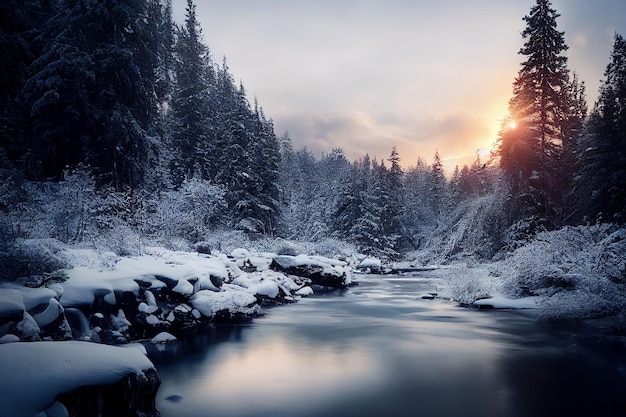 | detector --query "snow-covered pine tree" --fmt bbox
[495,0,582,229]
[22,0,160,188]
[333,154,371,241]
[169,0,212,185]
[570,33,626,224]
[249,104,281,236]
[383,146,403,240]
